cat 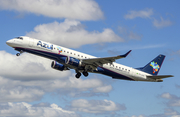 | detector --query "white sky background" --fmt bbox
[0,0,180,117]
